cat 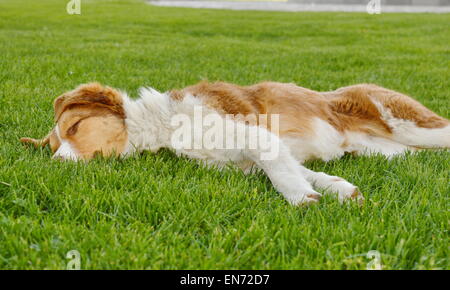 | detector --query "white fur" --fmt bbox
[121,88,173,154]
[284,118,347,162]
[345,132,410,158]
